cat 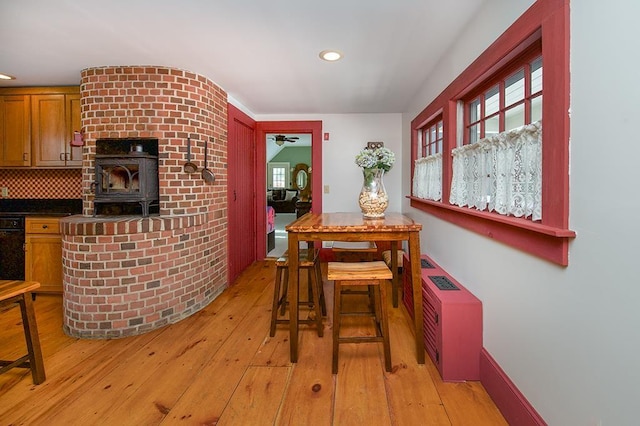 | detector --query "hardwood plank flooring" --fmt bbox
[0,260,507,425]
